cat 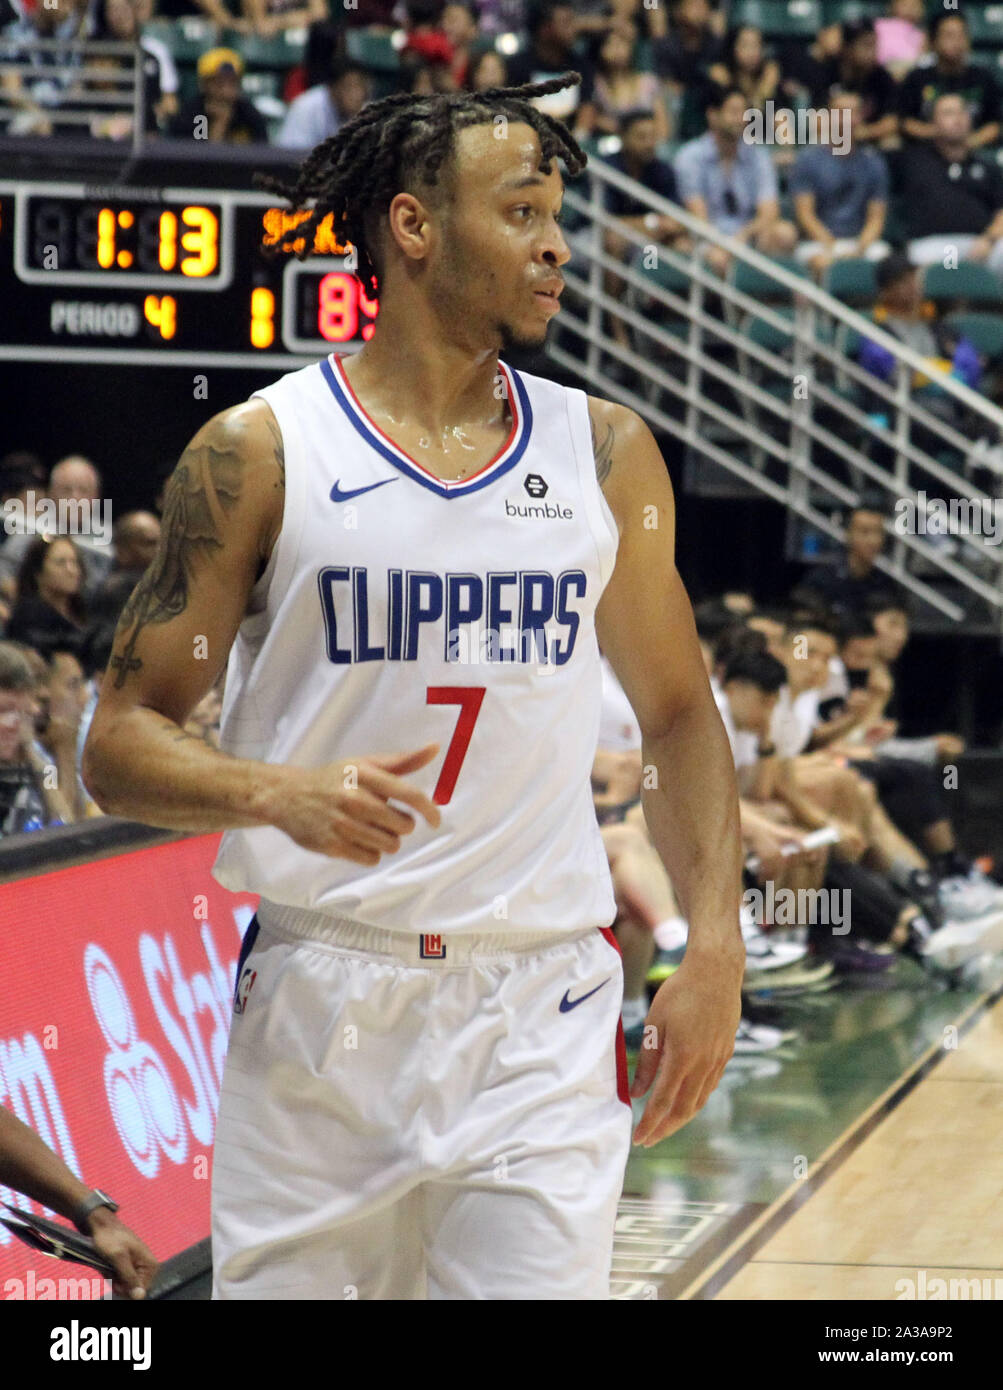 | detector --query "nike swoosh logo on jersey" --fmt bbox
[330,477,399,502]
[559,978,611,1012]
